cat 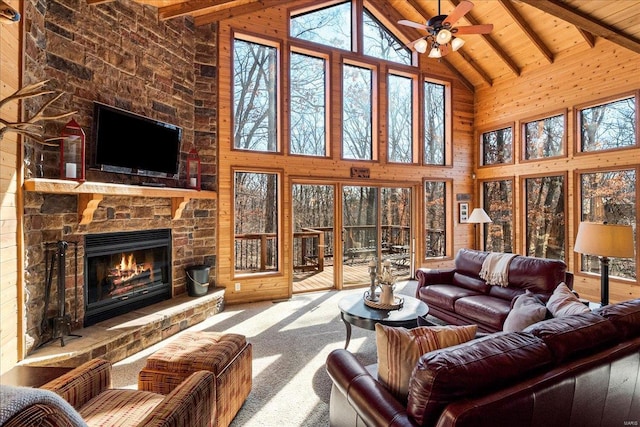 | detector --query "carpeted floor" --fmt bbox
[111,280,426,426]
